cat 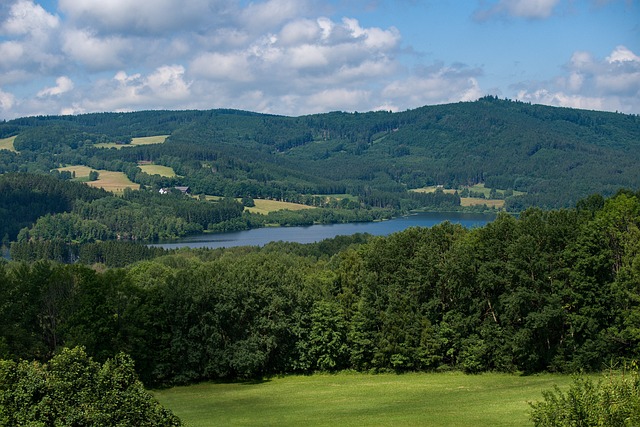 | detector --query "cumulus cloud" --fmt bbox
[0,0,62,75]
[0,88,16,112]
[0,0,59,36]
[79,65,192,112]
[62,29,131,70]
[37,76,74,97]
[515,45,640,113]
[381,64,483,109]
[58,0,230,35]
[474,0,561,21]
